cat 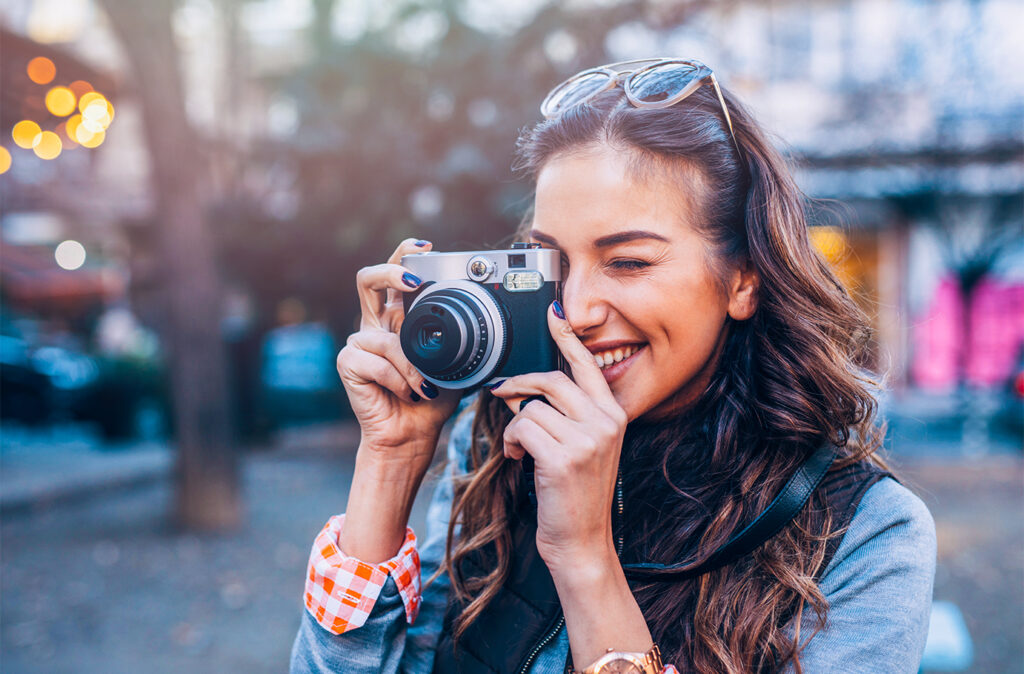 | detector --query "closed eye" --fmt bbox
[608,259,651,271]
